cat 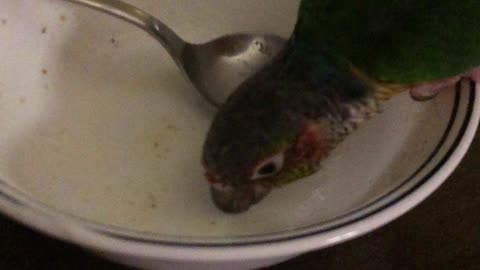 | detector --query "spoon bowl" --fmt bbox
[66,0,286,106]
[182,34,286,106]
